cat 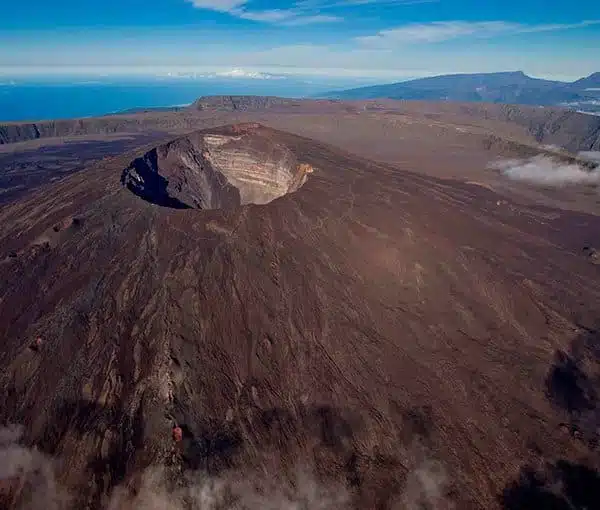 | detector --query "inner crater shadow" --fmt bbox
[121,125,313,211]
